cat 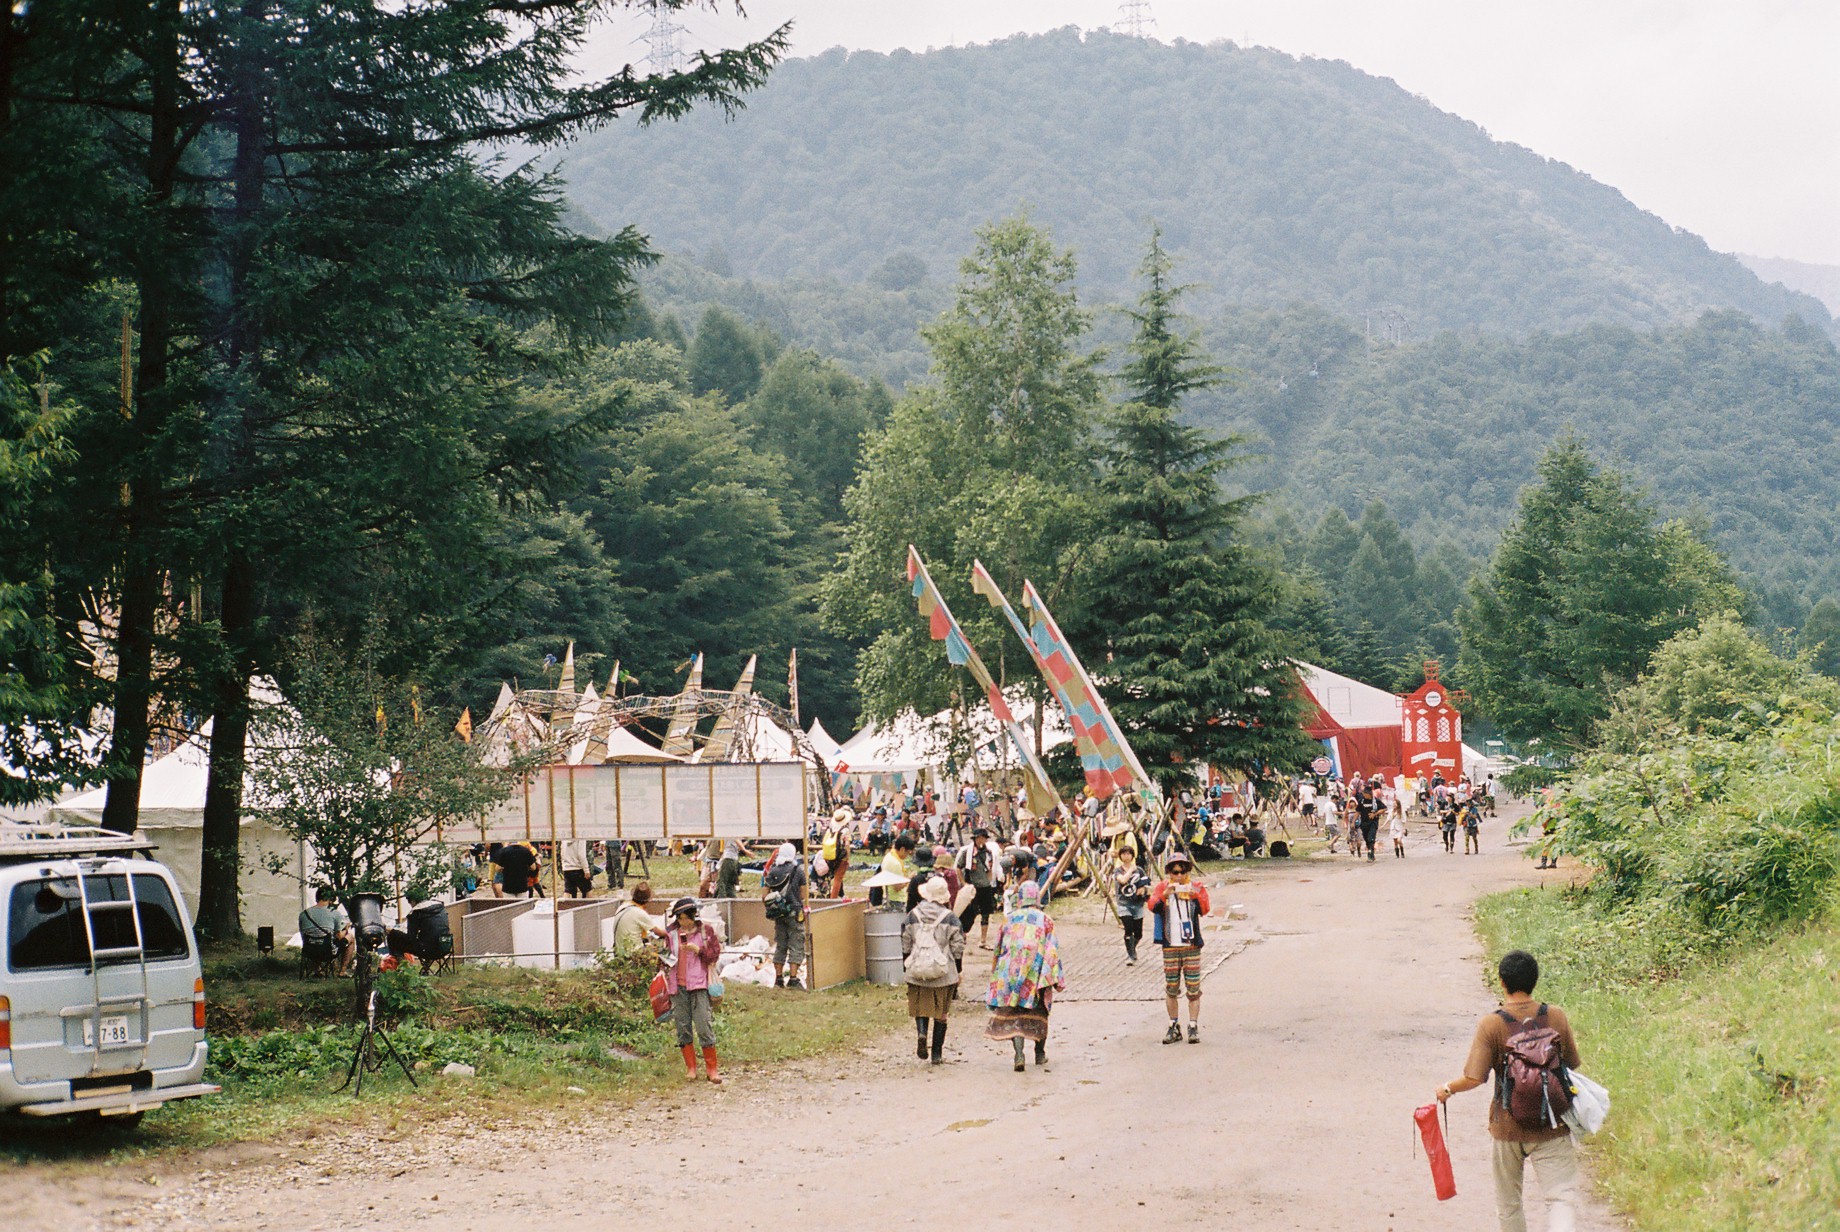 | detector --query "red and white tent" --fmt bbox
[1295,661,1403,781]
